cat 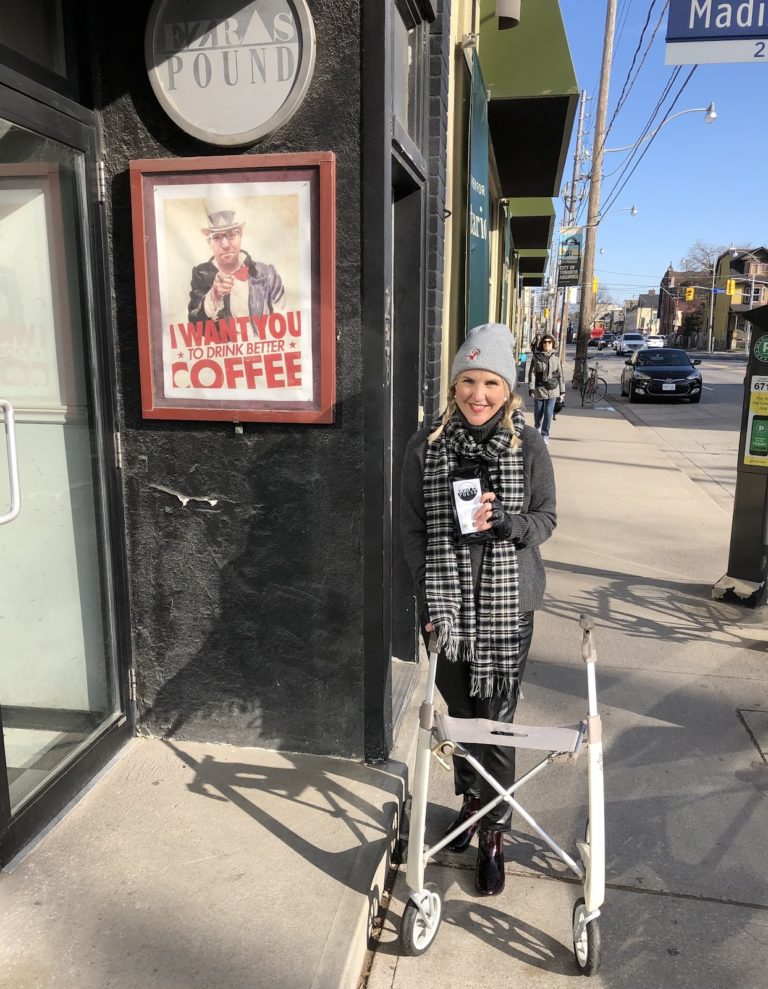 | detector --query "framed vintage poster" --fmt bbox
[129,152,335,423]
